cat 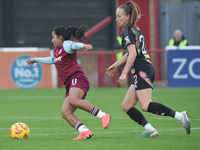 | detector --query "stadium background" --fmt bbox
[0,0,200,89]
[0,1,199,149]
